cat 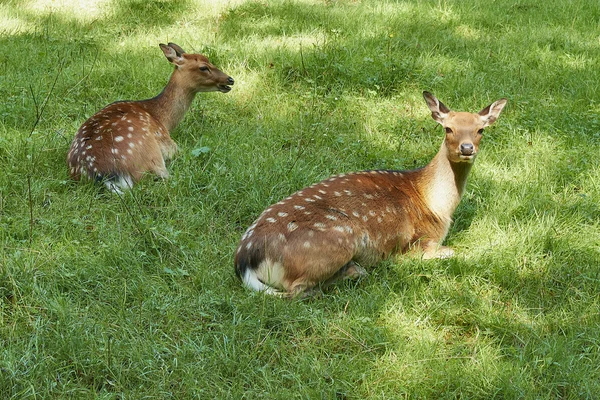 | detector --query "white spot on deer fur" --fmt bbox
[246,241,253,250]
[333,226,345,233]
[344,226,353,234]
[128,126,134,132]
[278,233,286,242]
[364,194,374,199]
[325,215,337,221]
[294,205,305,210]
[369,210,376,217]
[115,136,124,142]
[129,142,135,148]
[362,215,368,222]
[127,149,133,155]
[344,190,352,196]
[127,133,133,138]
[86,145,92,150]
[313,195,322,200]
[334,191,342,197]
[352,211,360,218]
[95,136,103,141]
[318,190,326,194]
[111,148,118,154]
[288,222,298,232]
[303,241,311,249]
[377,217,383,223]
[266,217,277,223]
[127,119,132,123]
[308,231,315,237]
[278,212,288,217]
[314,222,326,230]
[305,198,315,202]
[112,122,118,127]
[86,156,92,161]
[304,211,312,215]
